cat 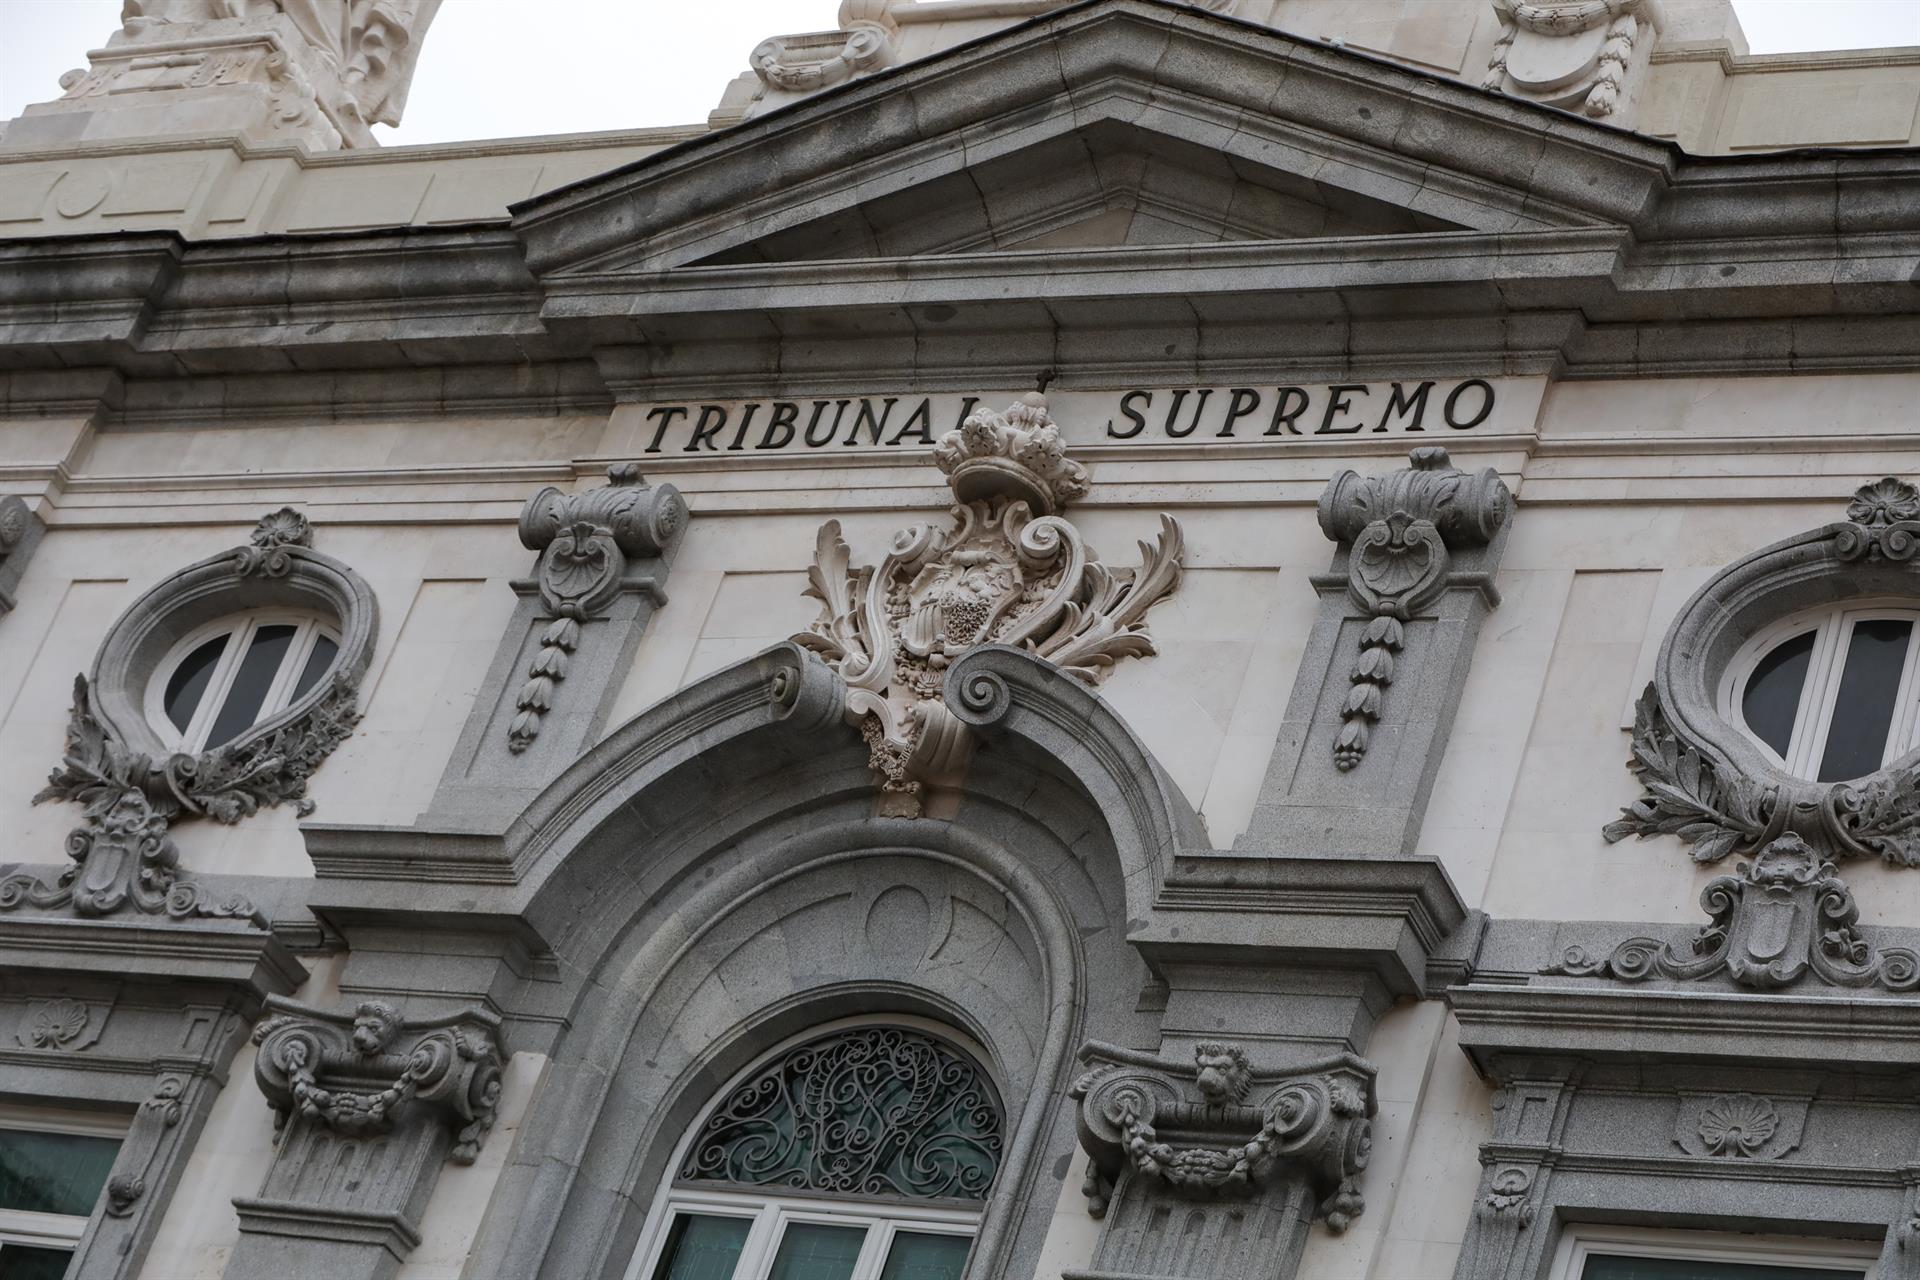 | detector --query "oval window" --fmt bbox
[147,613,341,752]
[1725,605,1920,782]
